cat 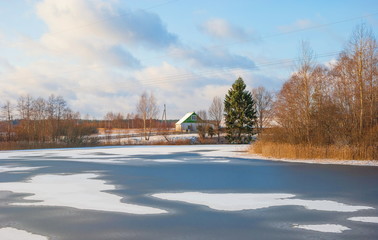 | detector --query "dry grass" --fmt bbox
[251,141,378,160]
[150,139,192,145]
[0,142,98,151]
